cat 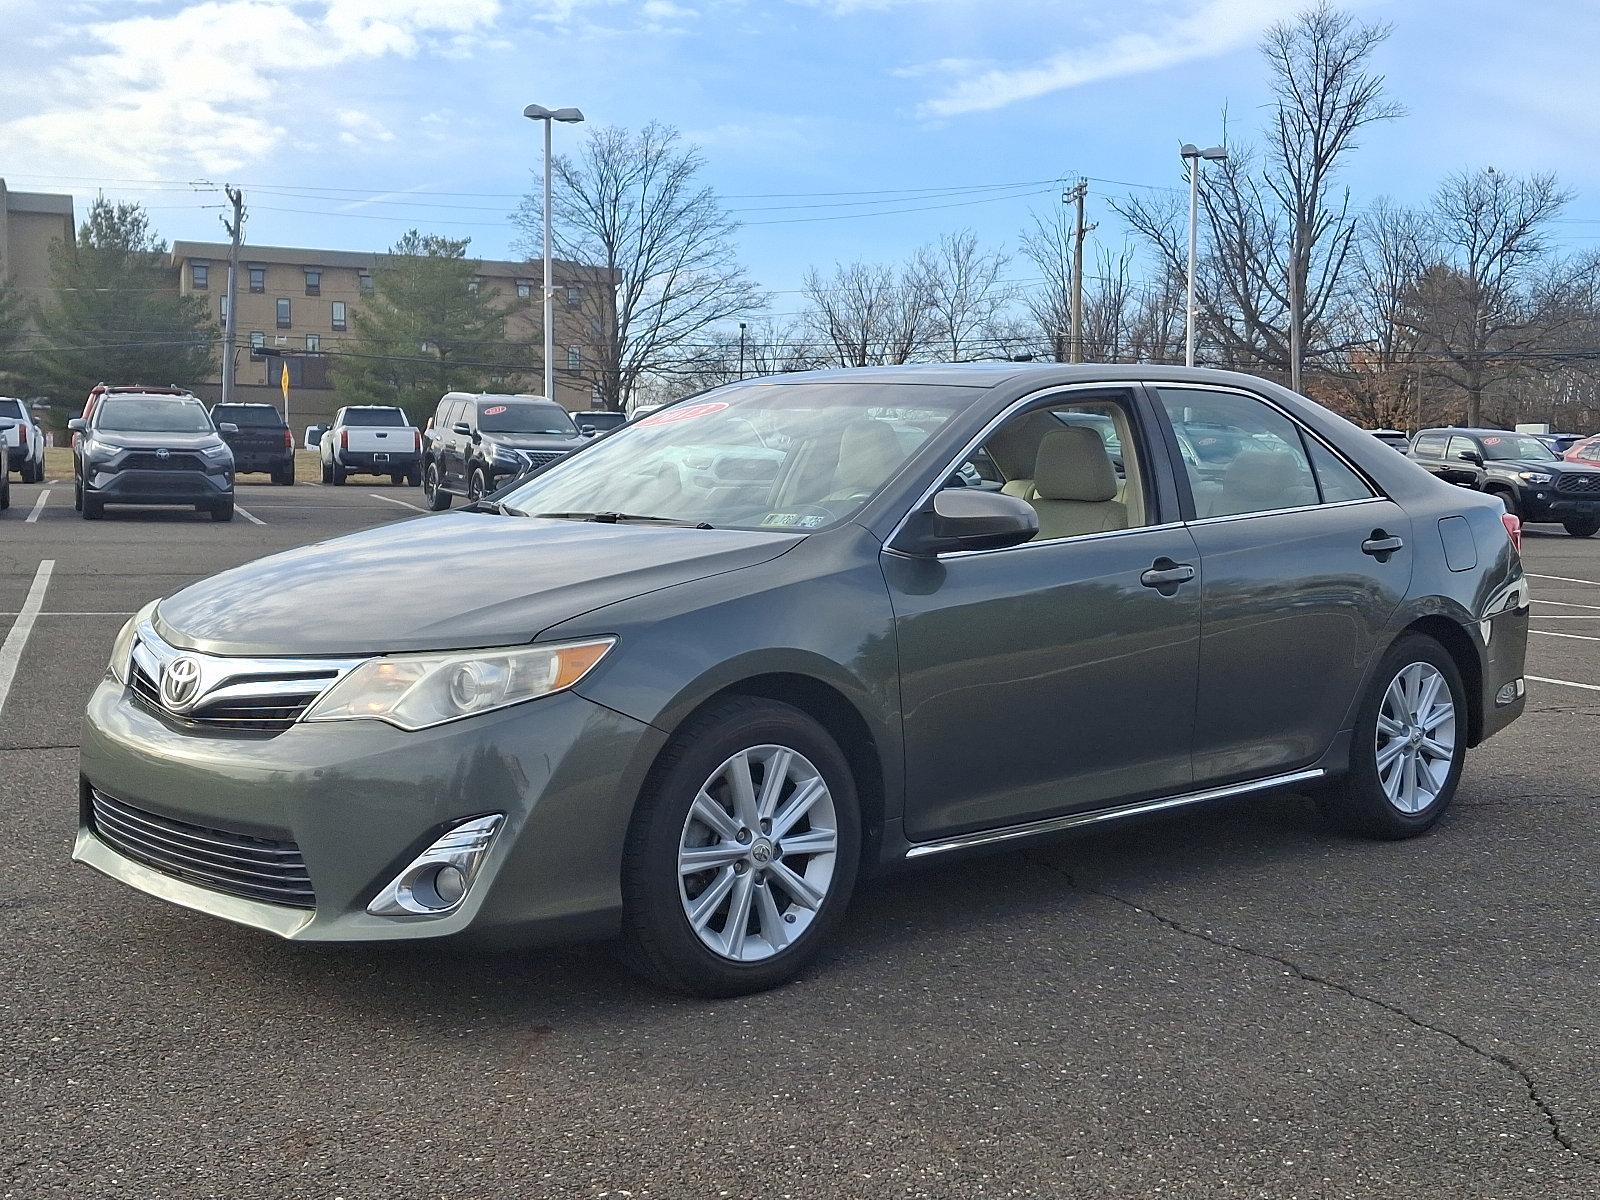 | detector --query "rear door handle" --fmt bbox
[1140,561,1196,589]
[1362,533,1404,558]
